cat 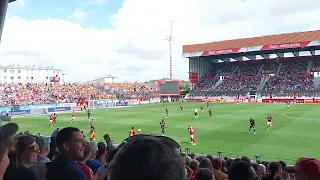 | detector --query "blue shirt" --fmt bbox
[86,159,103,174]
